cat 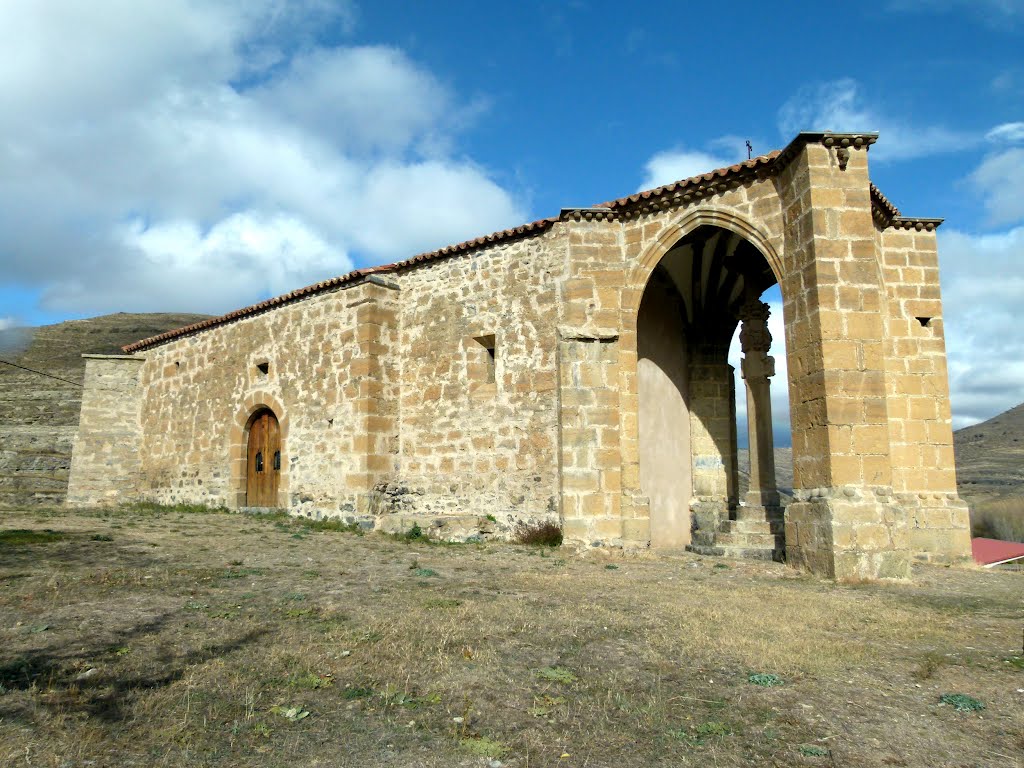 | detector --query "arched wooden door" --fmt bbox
[246,409,281,507]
